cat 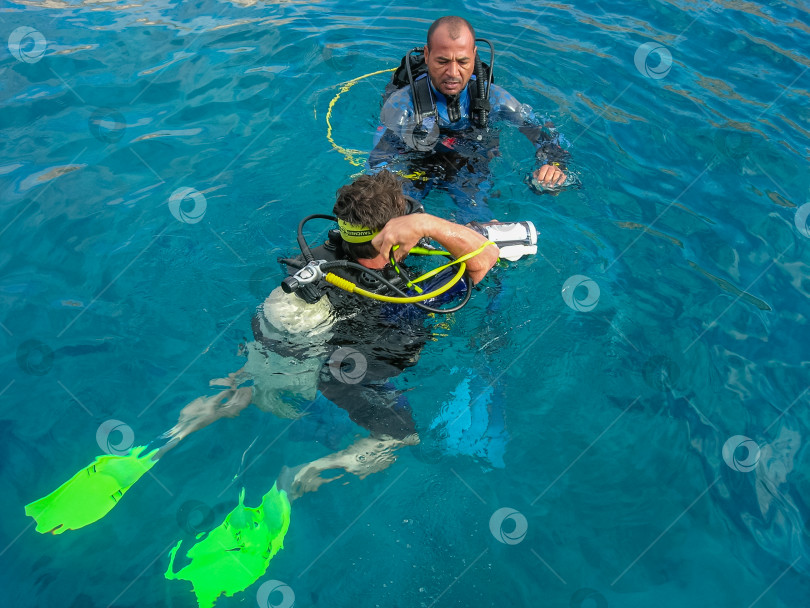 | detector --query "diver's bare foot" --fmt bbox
[209,368,251,389]
[279,463,344,501]
[278,434,419,500]
[159,388,253,456]
[218,387,252,418]
[209,377,233,388]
